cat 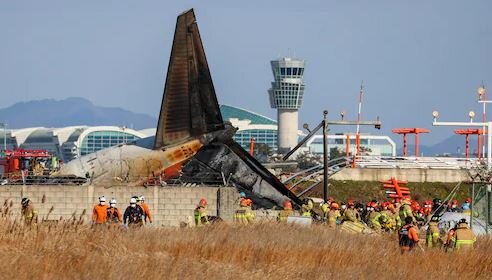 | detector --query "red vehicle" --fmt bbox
[0,148,52,179]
